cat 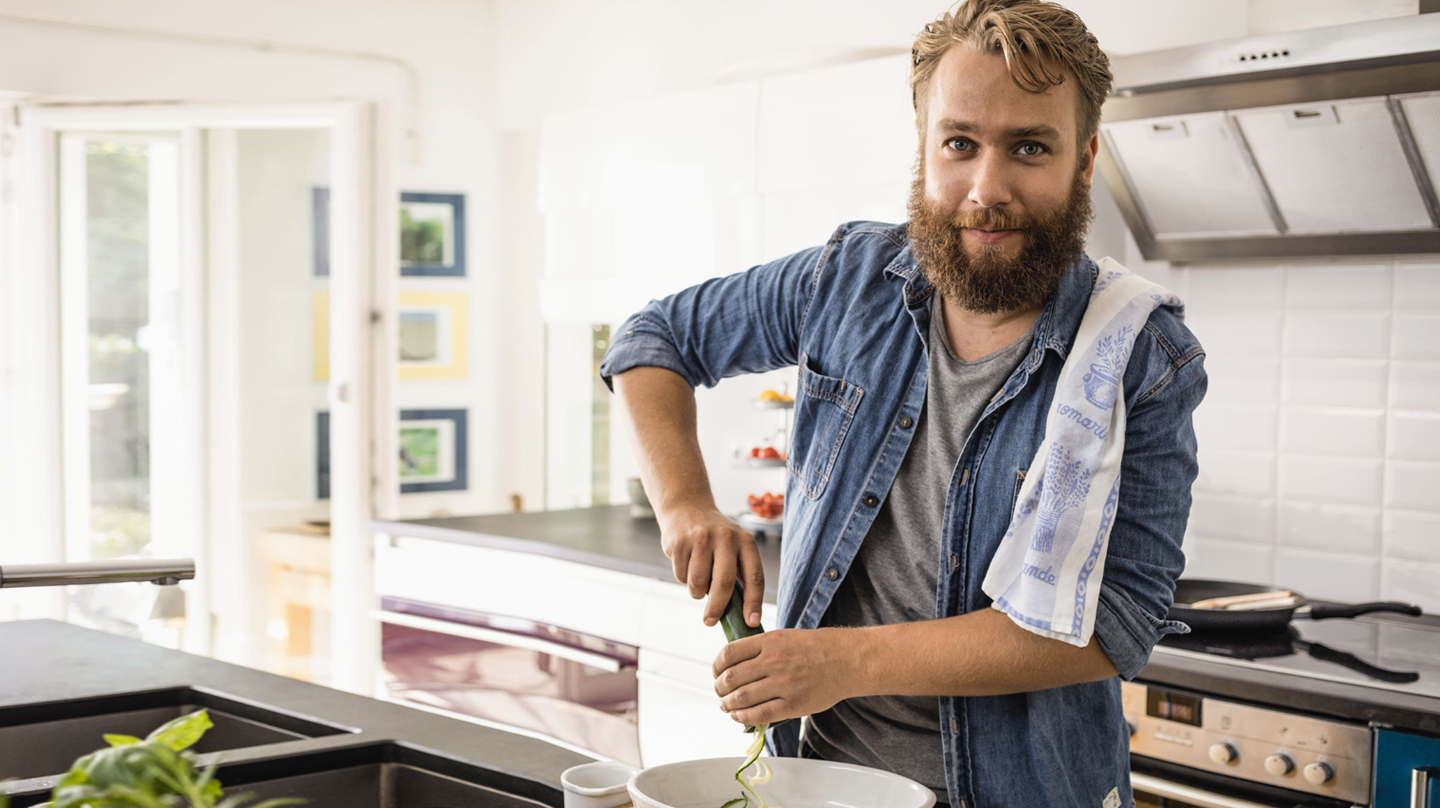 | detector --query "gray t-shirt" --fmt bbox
[803,296,1035,797]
